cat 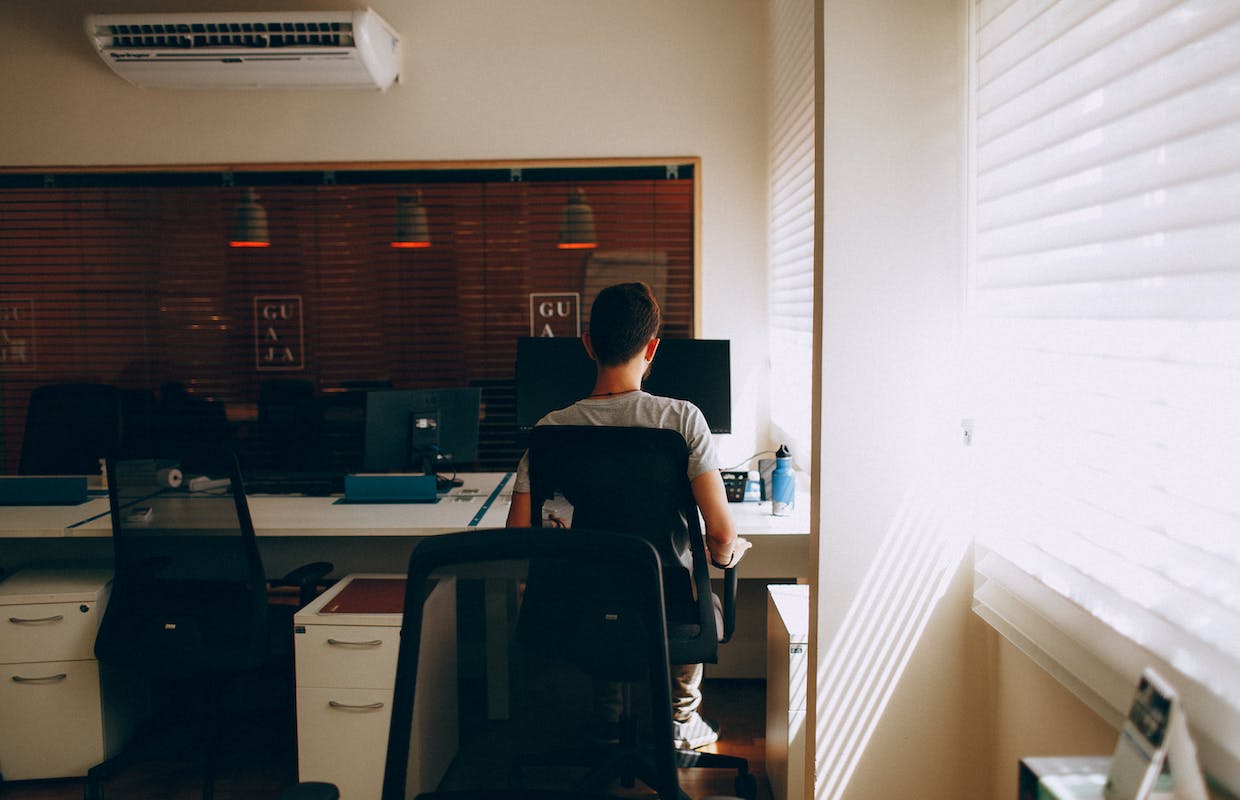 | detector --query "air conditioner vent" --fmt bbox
[85,10,401,90]
[96,20,356,50]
